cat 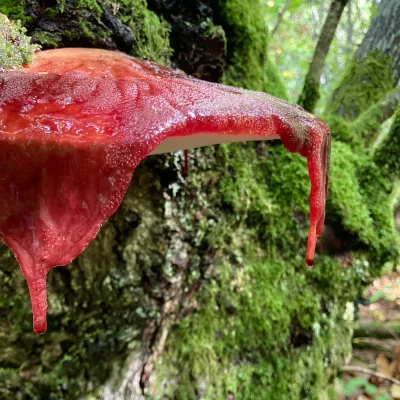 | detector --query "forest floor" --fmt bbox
[337,272,400,400]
